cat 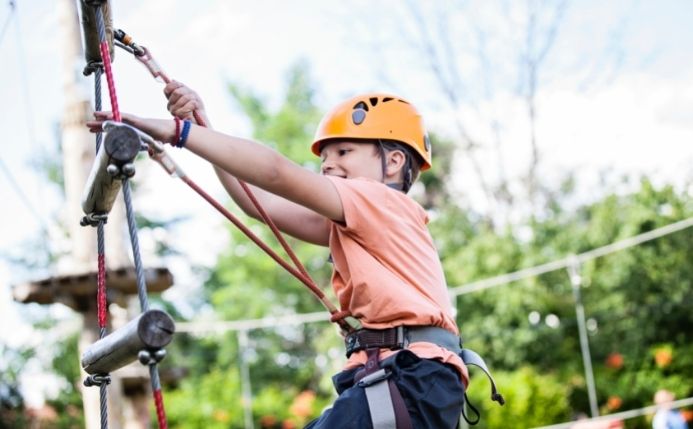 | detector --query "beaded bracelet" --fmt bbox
[177,120,192,148]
